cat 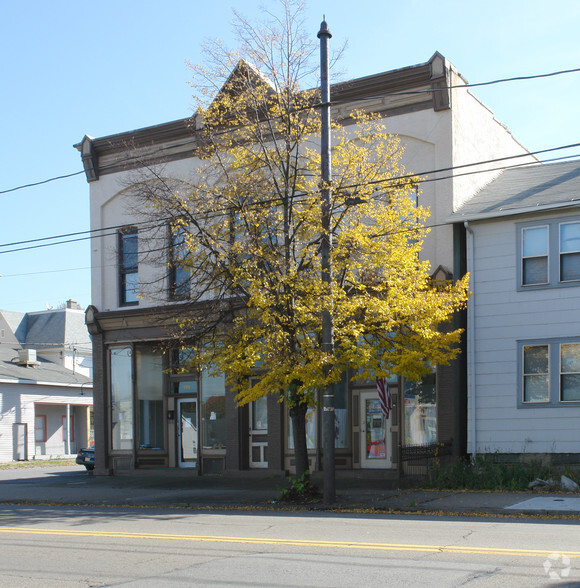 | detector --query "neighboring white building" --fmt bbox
[449,160,580,461]
[77,53,537,476]
[3,299,93,378]
[0,305,93,462]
